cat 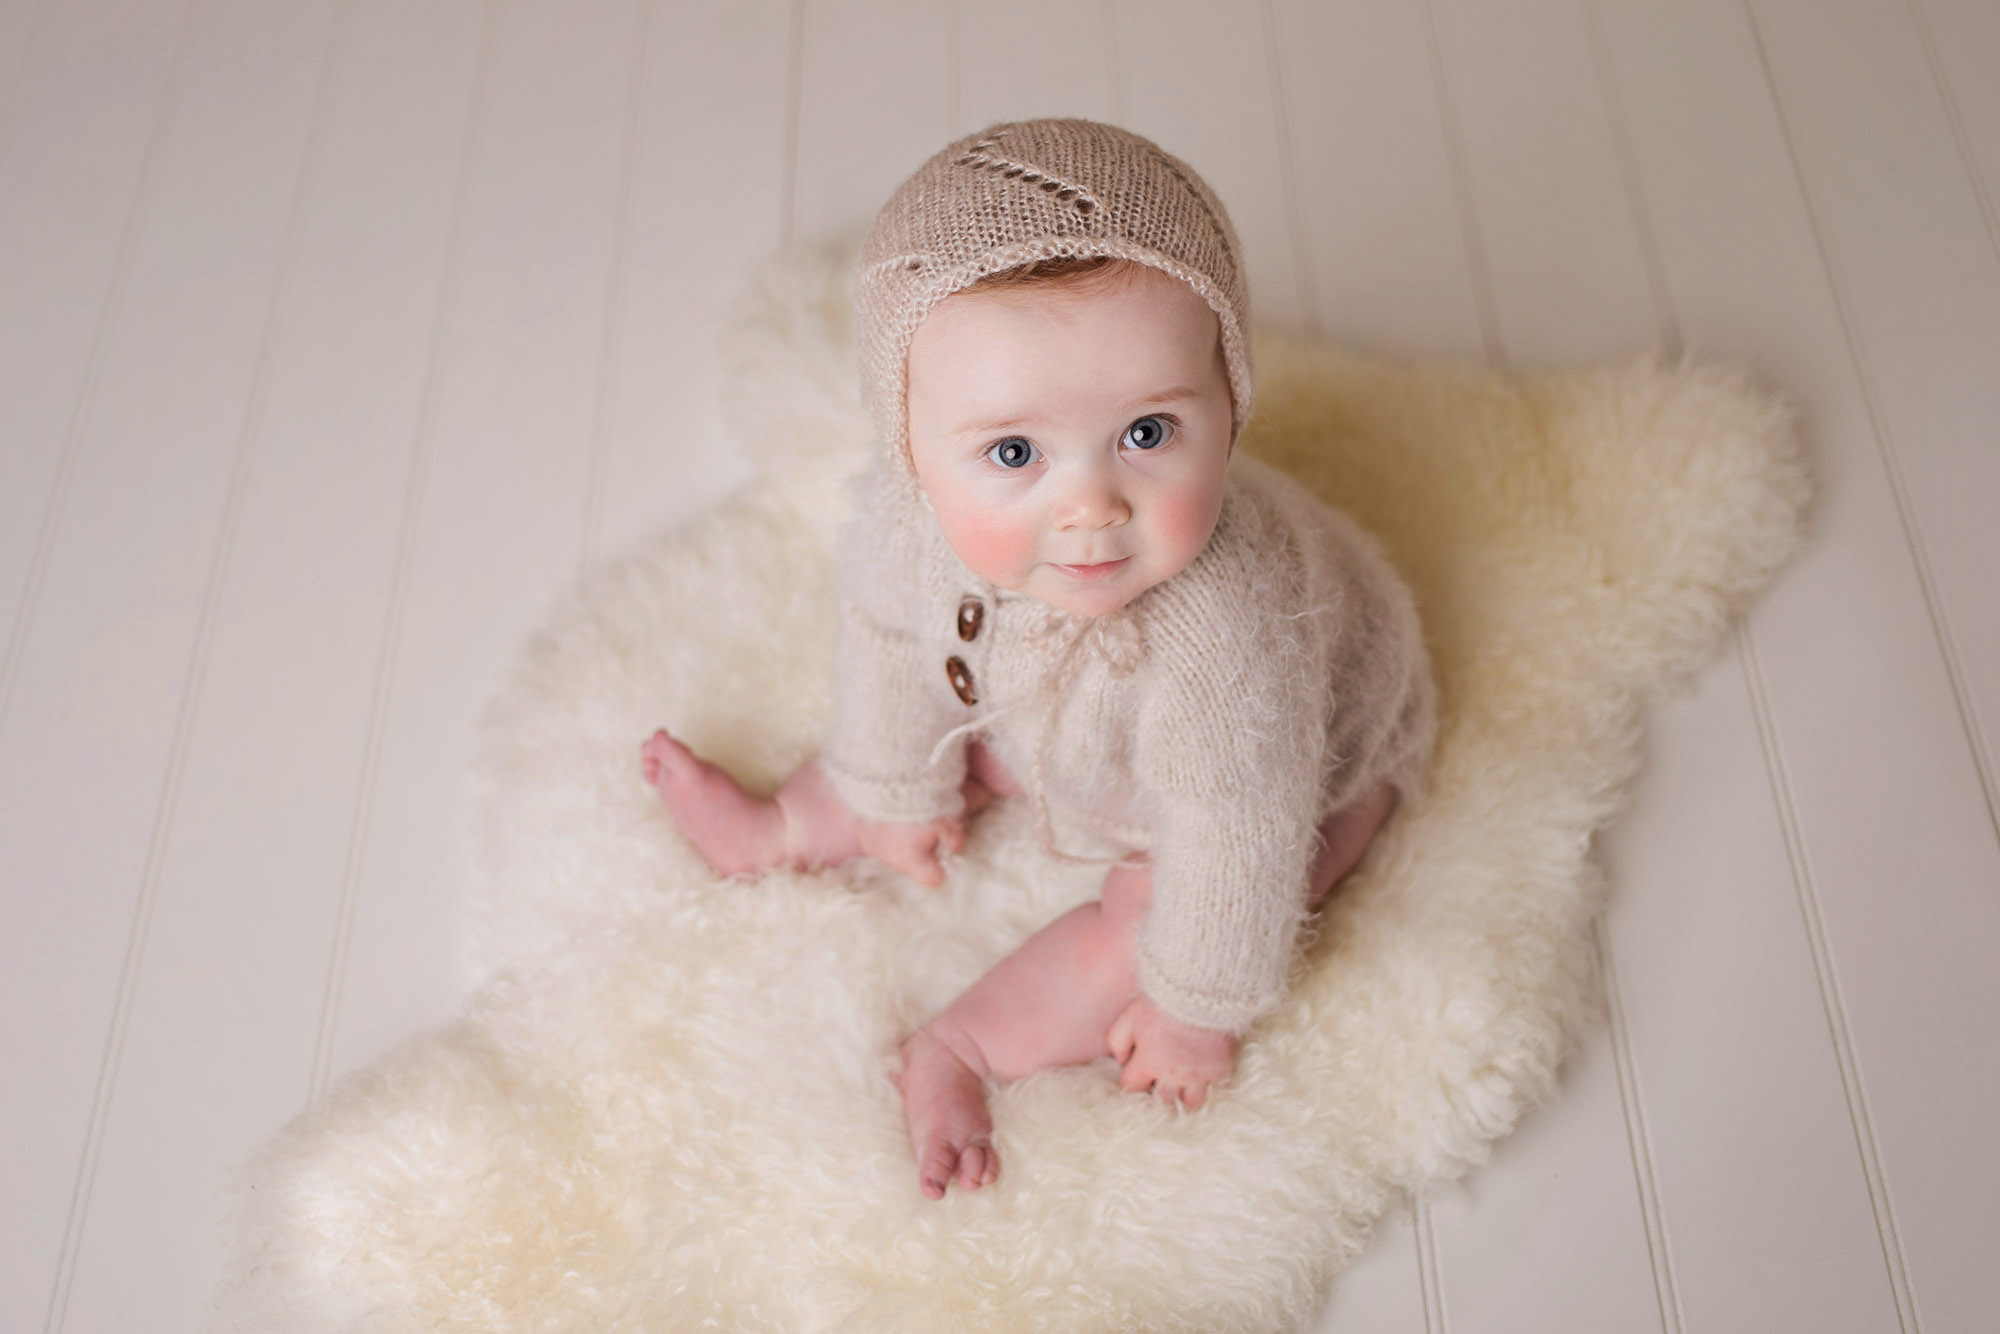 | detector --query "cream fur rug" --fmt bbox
[212,241,1807,1332]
